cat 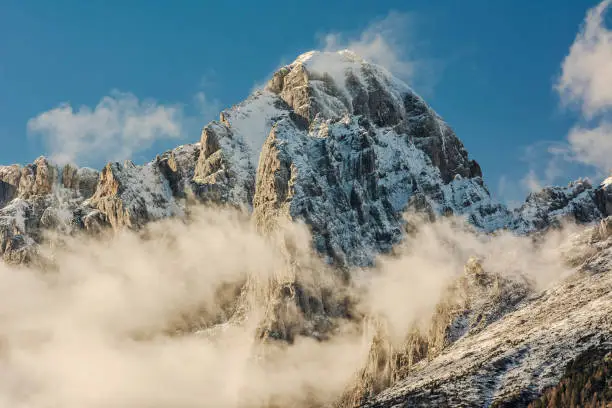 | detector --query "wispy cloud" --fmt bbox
[193,91,221,122]
[27,87,221,167]
[565,121,612,171]
[514,1,612,196]
[320,12,419,83]
[252,11,432,93]
[521,169,543,193]
[556,0,612,118]
[554,0,612,175]
[27,91,183,166]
